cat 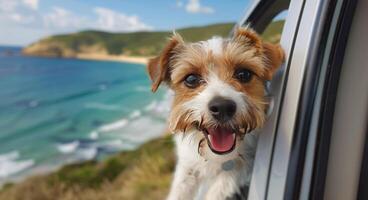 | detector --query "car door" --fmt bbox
[235,0,364,199]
